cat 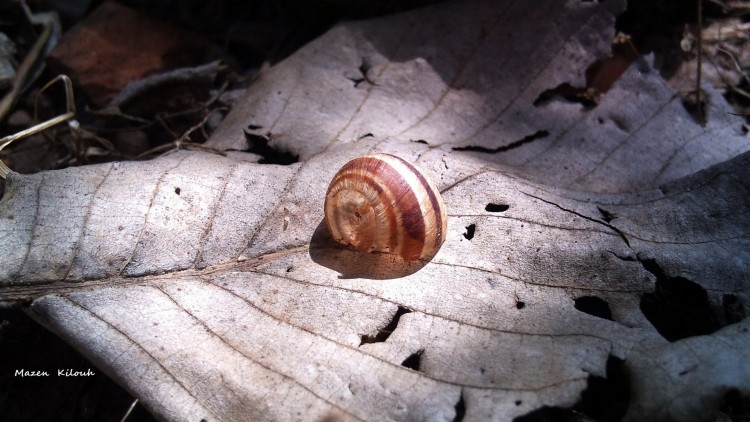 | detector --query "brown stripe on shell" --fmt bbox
[364,157,427,260]
[389,155,445,248]
[362,157,427,260]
